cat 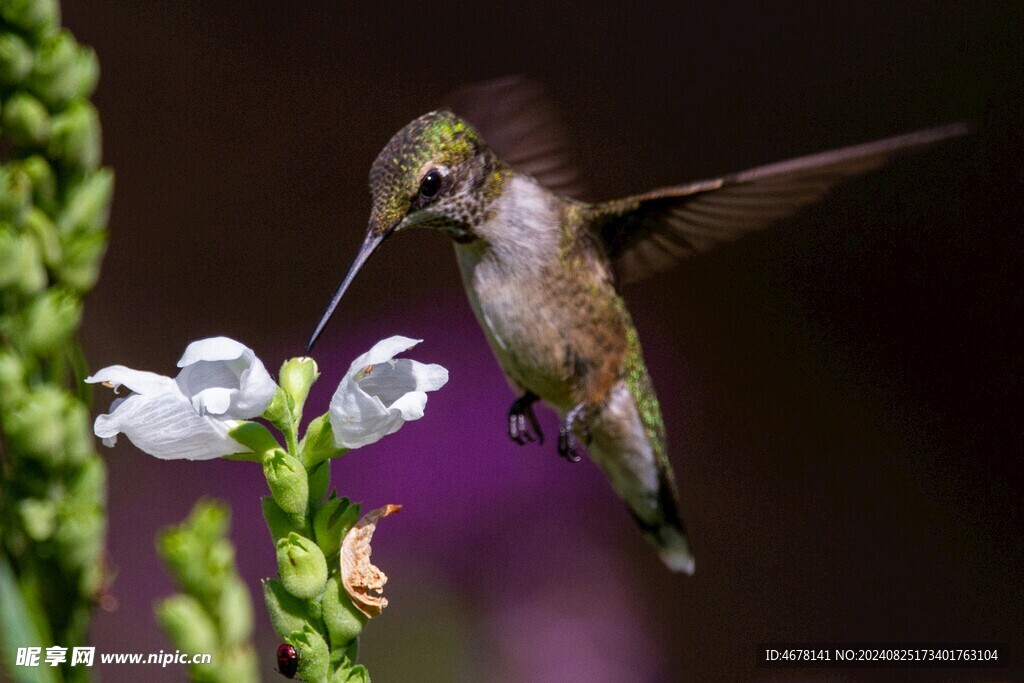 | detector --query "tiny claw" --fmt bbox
[557,402,592,462]
[508,392,544,446]
[557,424,582,463]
